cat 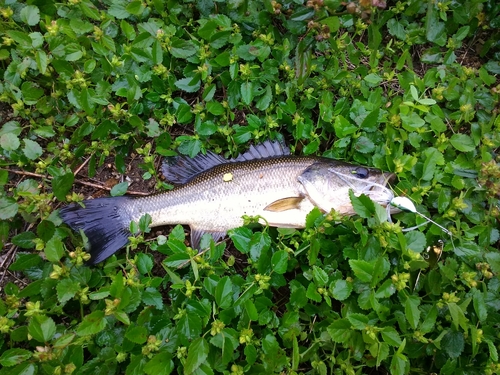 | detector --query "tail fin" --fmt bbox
[59,197,133,264]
